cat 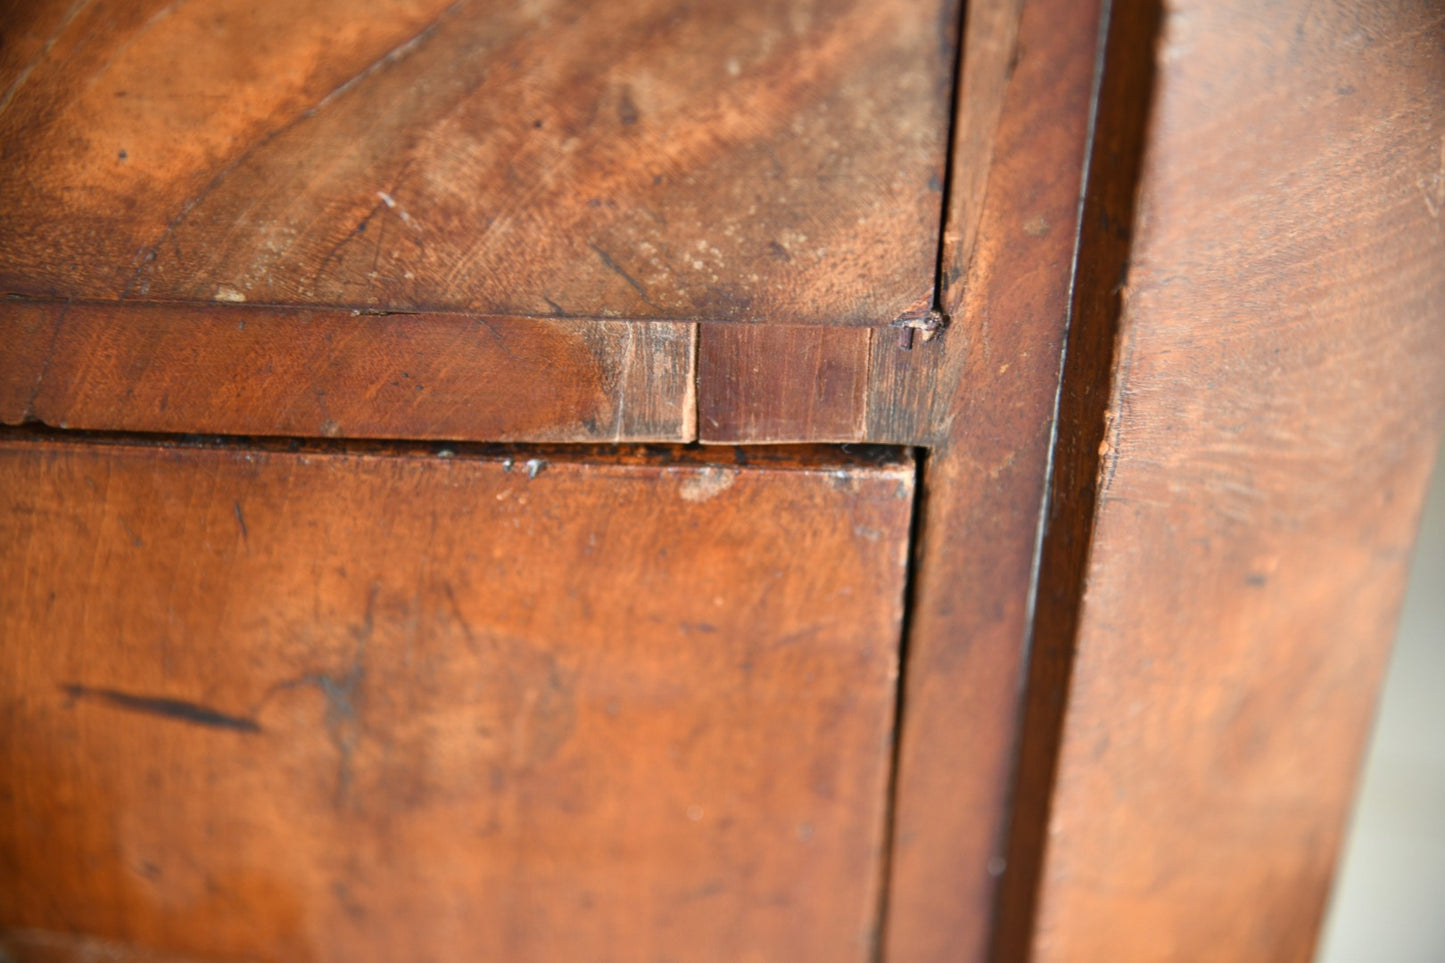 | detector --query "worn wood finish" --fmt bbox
[875,0,1108,958]
[0,301,695,442]
[0,0,953,325]
[0,436,914,962]
[1022,2,1445,960]
[697,325,870,444]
